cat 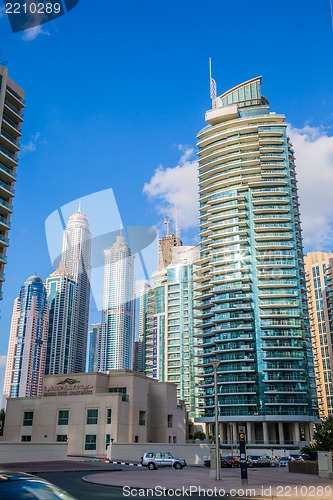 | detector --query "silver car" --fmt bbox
[141,451,187,470]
